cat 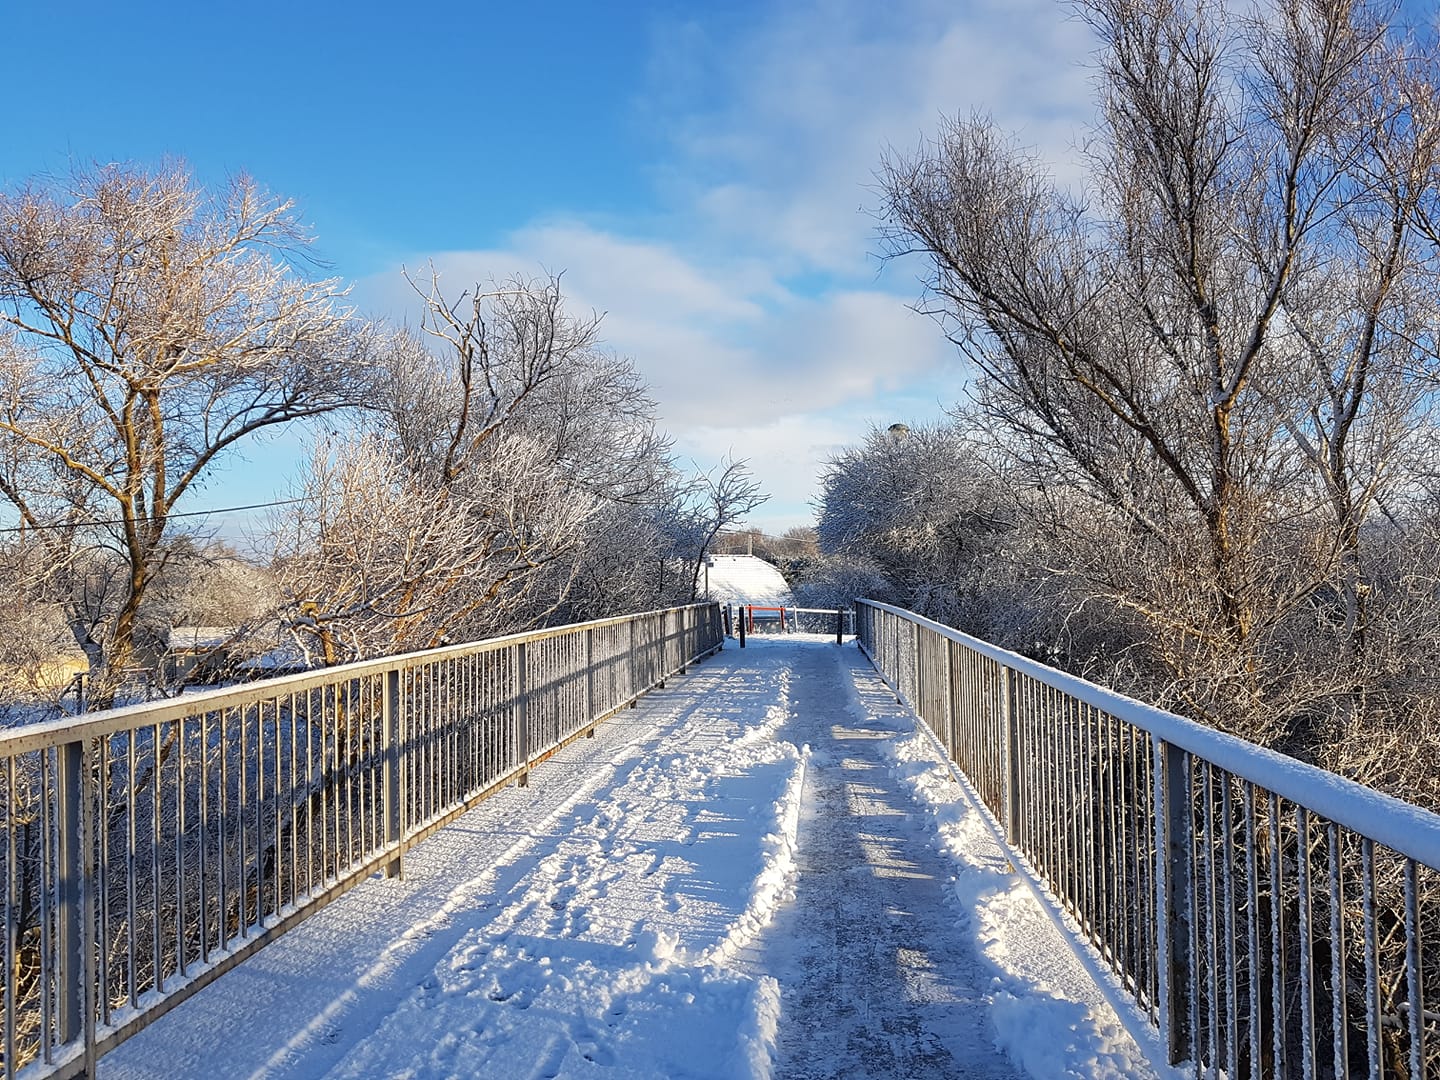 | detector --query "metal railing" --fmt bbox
[857,599,1440,1079]
[719,604,855,637]
[1,603,723,1079]
[785,607,854,636]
